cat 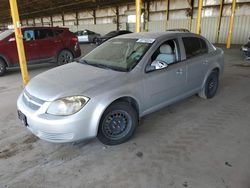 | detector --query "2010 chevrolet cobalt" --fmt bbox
[17,32,224,145]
